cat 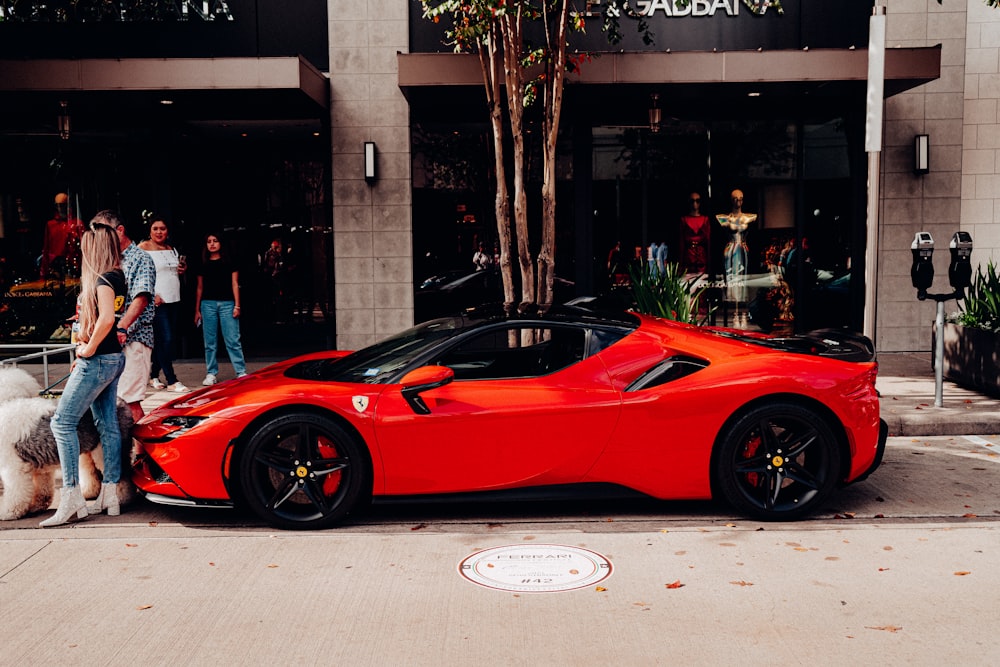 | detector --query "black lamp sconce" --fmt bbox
[58,100,71,140]
[648,94,661,133]
[914,134,929,175]
[364,141,377,183]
